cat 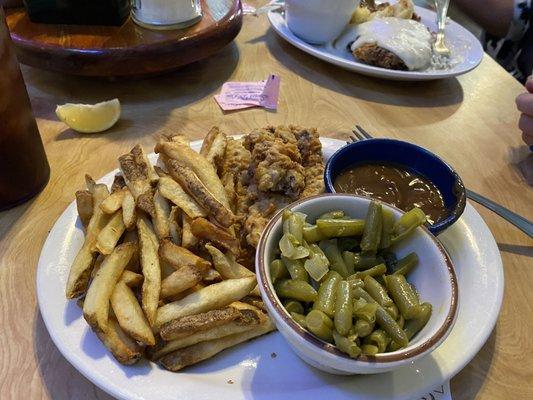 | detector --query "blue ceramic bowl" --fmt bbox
[324,139,466,235]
